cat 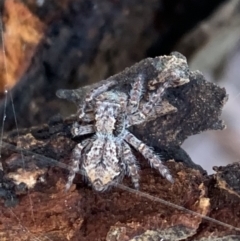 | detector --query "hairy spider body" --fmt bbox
[65,52,191,191]
[66,68,189,191]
